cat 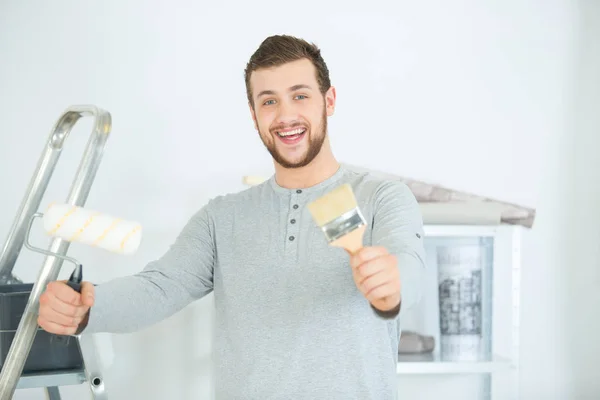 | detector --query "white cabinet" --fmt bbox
[397,224,521,400]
